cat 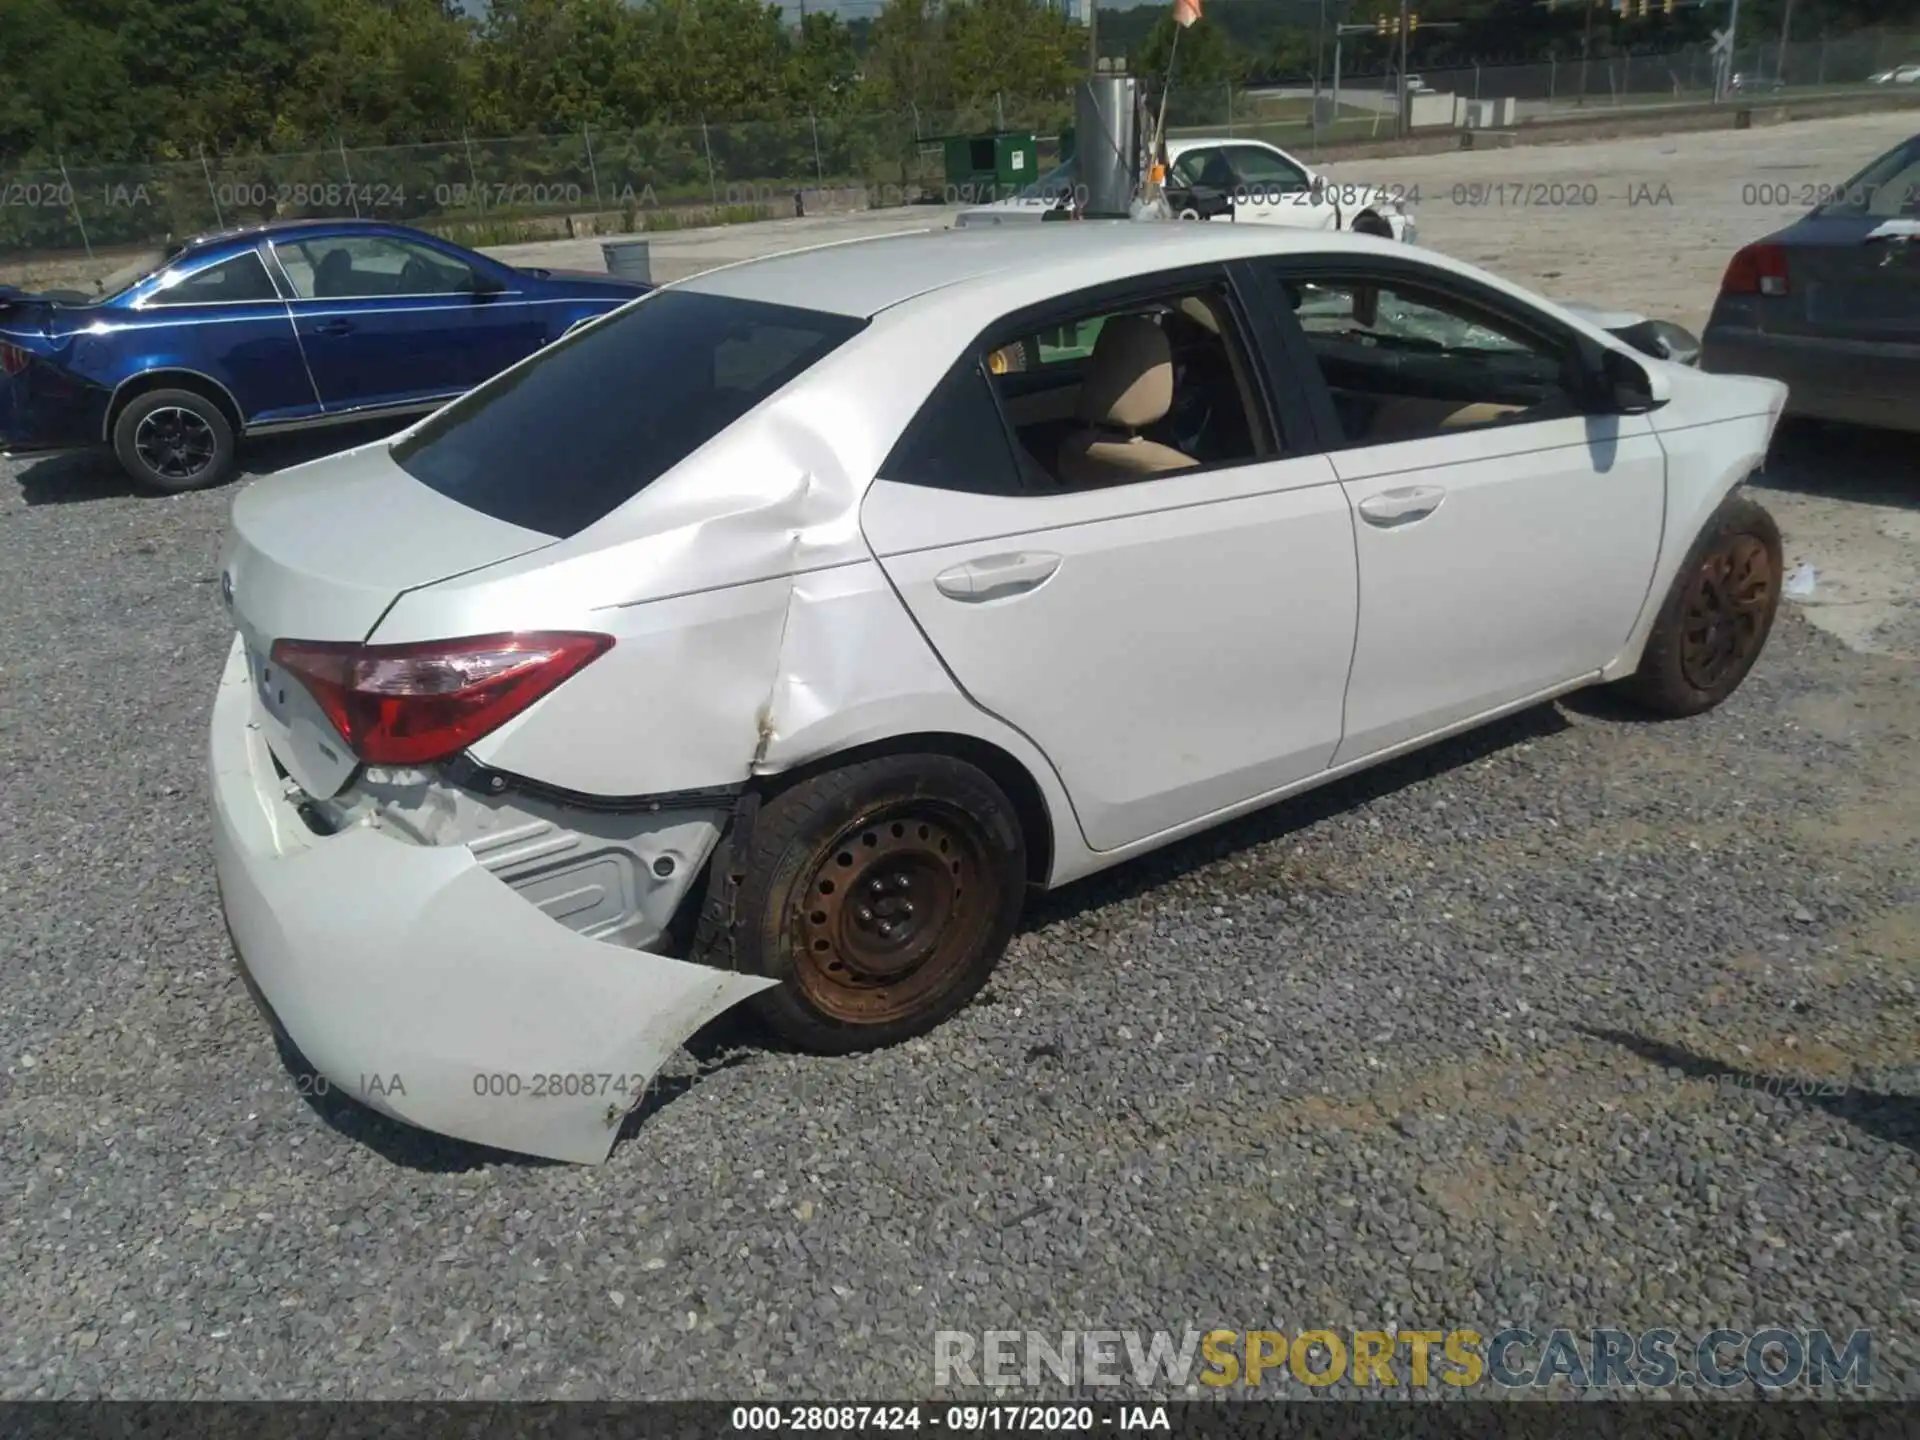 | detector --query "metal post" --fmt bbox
[1579,0,1594,106]
[198,144,225,228]
[584,123,603,209]
[1087,0,1097,74]
[811,112,825,187]
[461,126,486,213]
[996,92,1005,129]
[1474,62,1481,100]
[1549,53,1557,105]
[337,135,361,217]
[1816,35,1826,86]
[1777,0,1794,82]
[1396,0,1410,137]
[1720,0,1741,100]
[1333,32,1343,125]
[56,155,94,261]
[1313,0,1326,138]
[701,118,718,204]
[1226,81,1235,136]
